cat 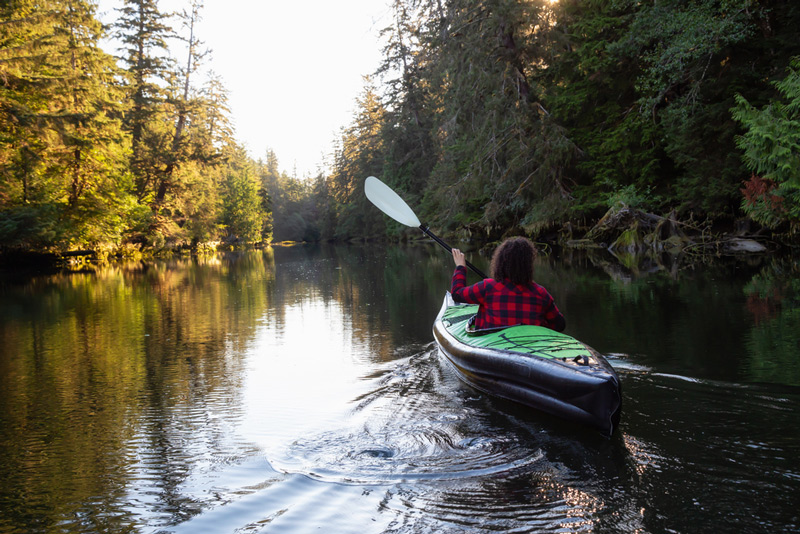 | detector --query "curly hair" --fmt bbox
[490,237,537,285]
